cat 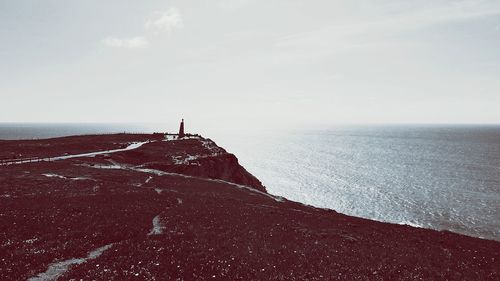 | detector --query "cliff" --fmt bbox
[146,153,266,192]
[0,134,499,280]
[110,137,266,192]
